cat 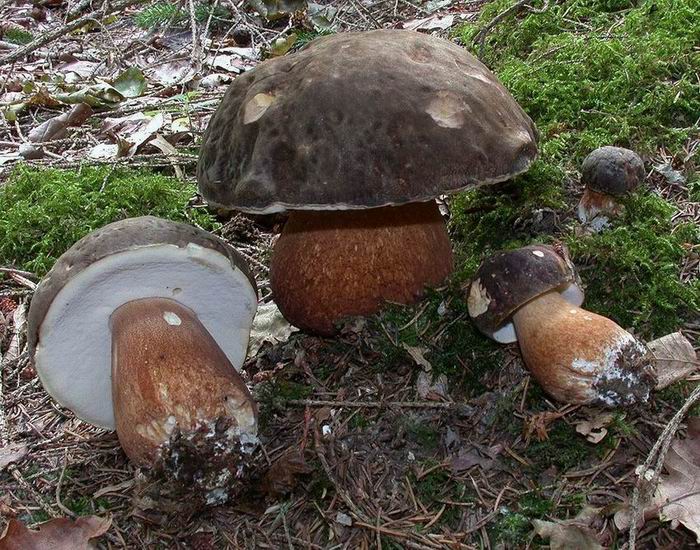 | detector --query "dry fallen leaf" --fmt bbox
[532,506,604,550]
[0,515,111,549]
[0,443,27,471]
[649,332,698,389]
[248,301,297,357]
[575,411,615,444]
[654,417,700,542]
[402,343,432,371]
